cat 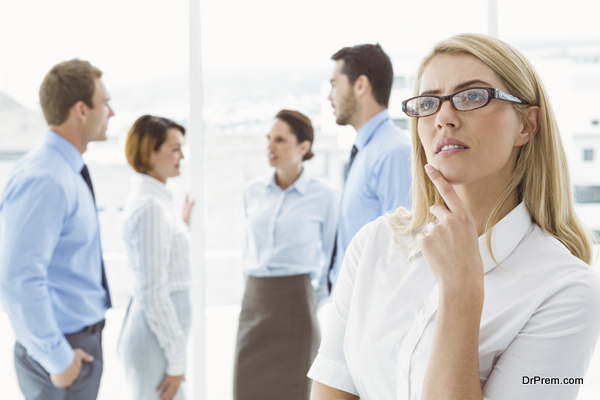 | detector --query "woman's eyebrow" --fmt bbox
[419,79,493,96]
